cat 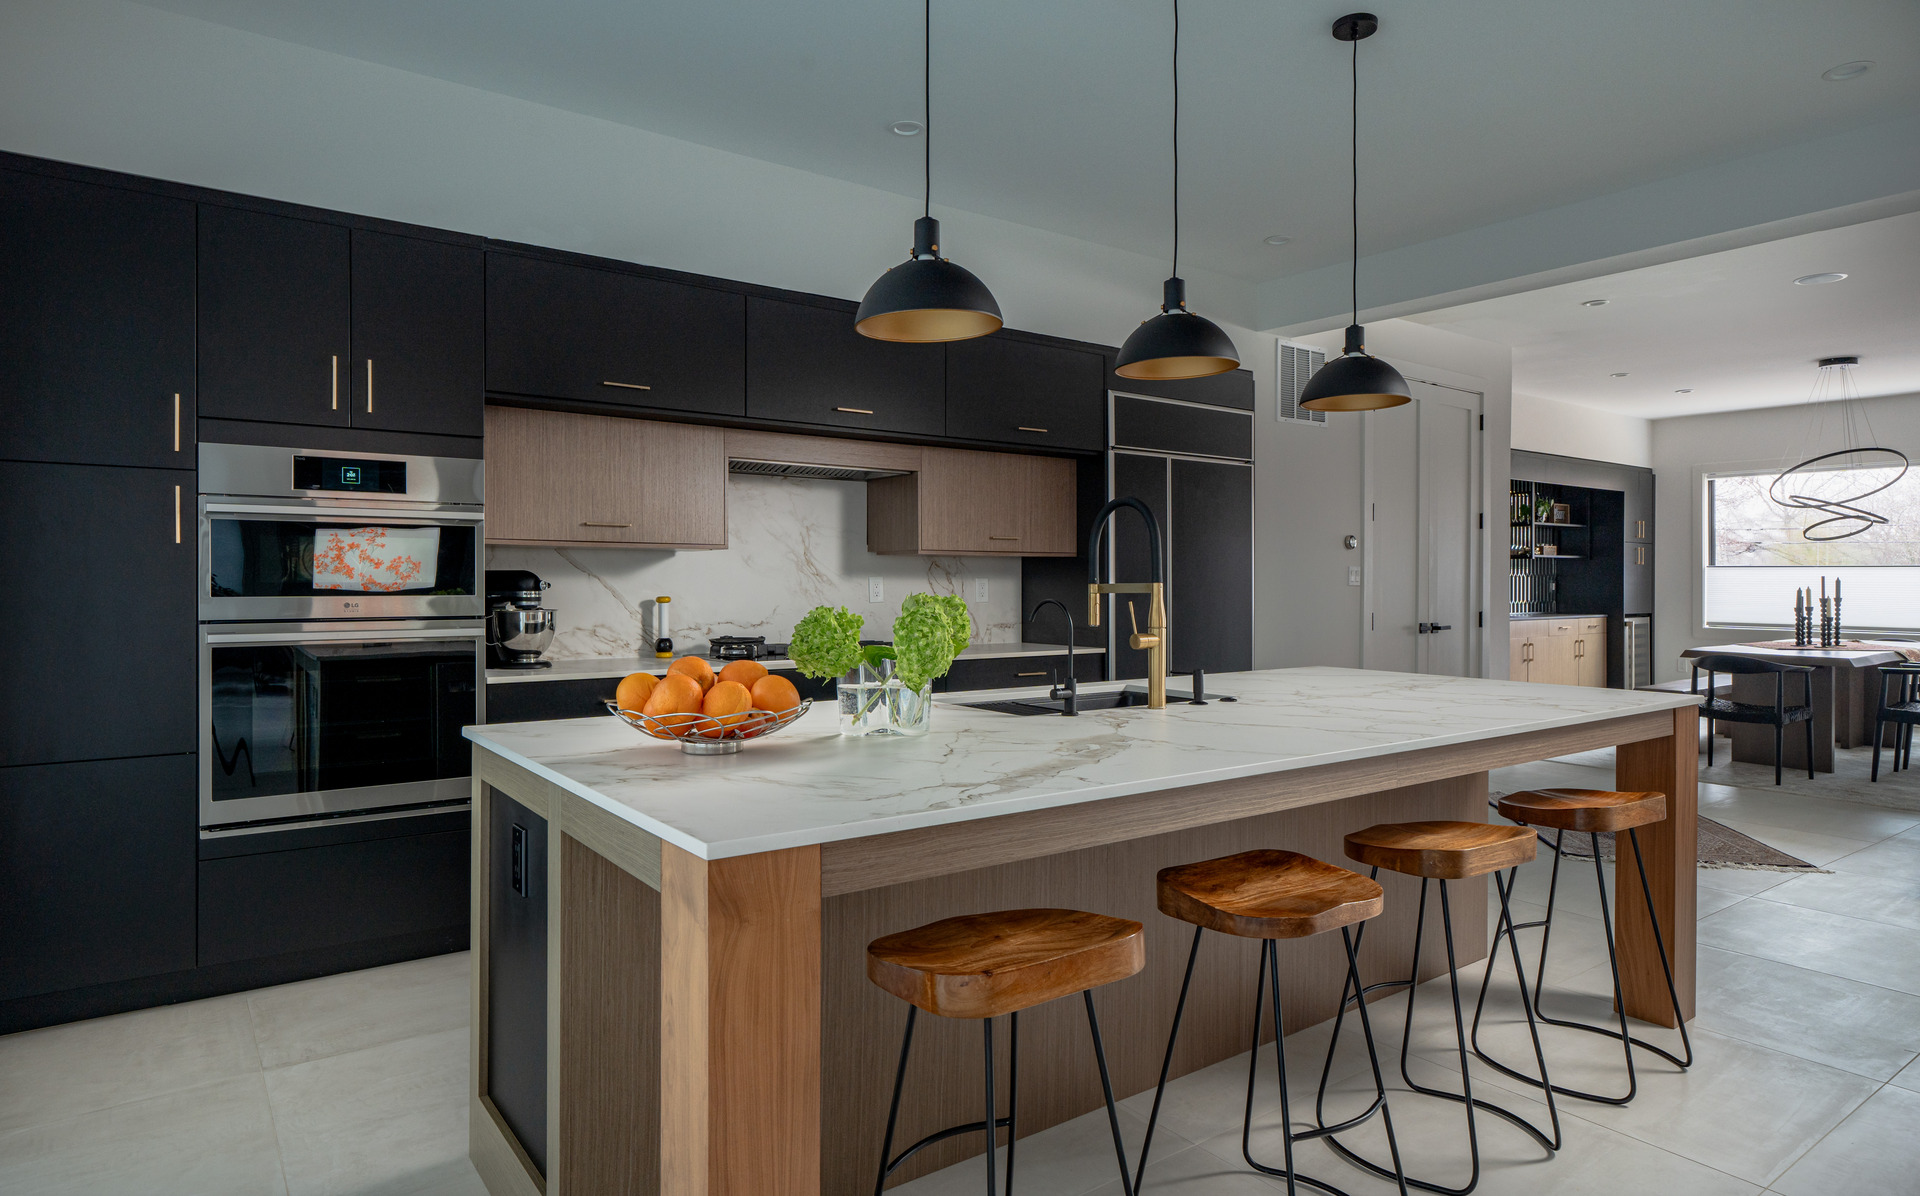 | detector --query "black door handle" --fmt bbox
[1419,623,1454,633]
